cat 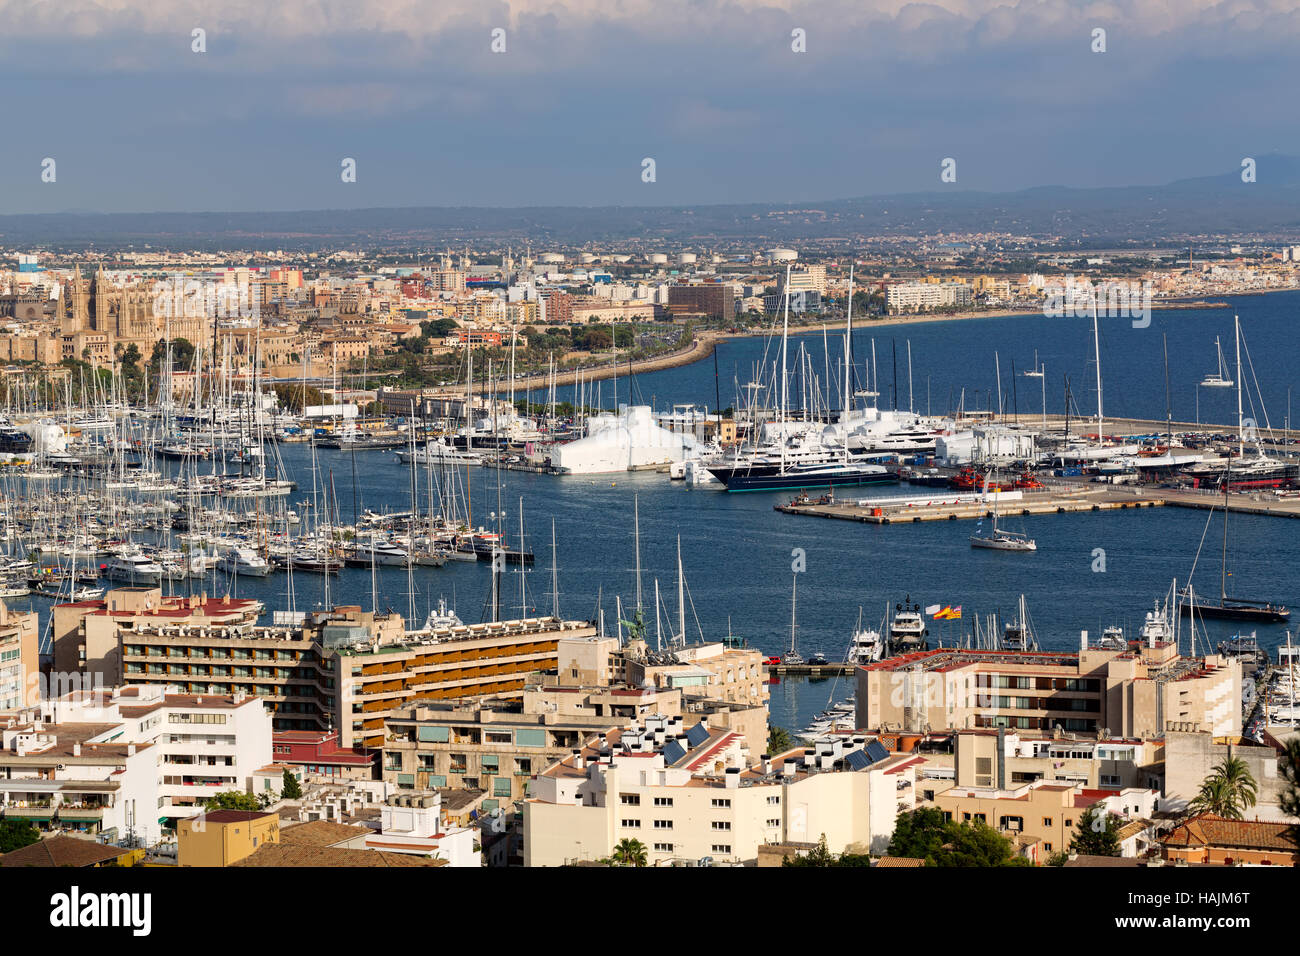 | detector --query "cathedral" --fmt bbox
[60,265,209,359]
